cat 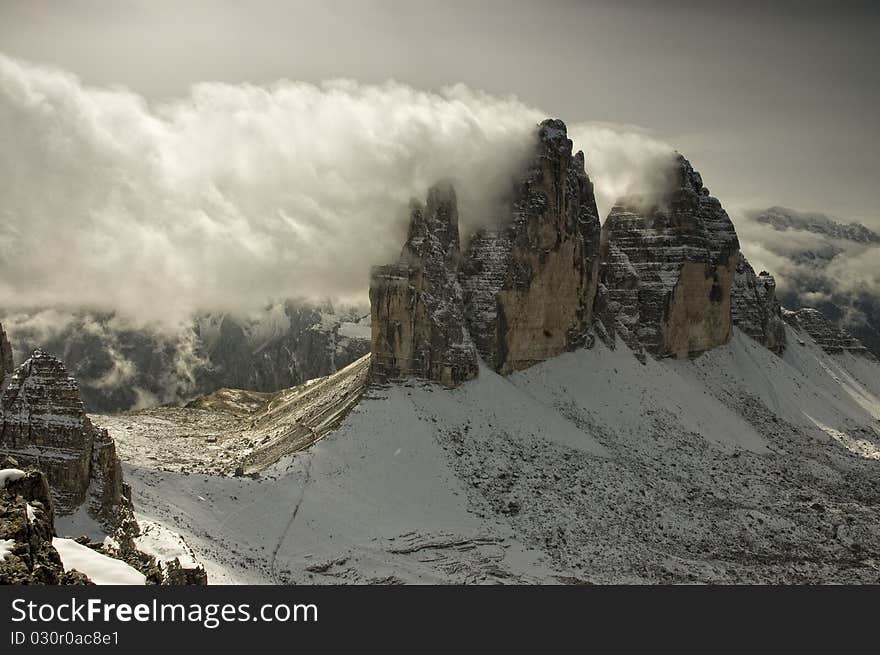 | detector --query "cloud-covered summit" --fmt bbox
[0,53,674,327]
